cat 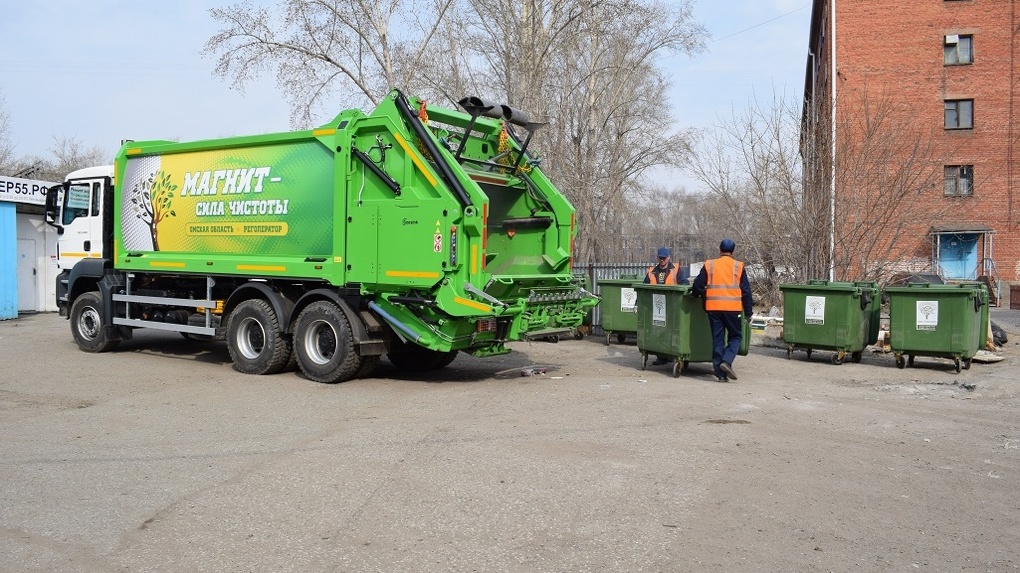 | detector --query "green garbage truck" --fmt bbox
[44,89,598,383]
